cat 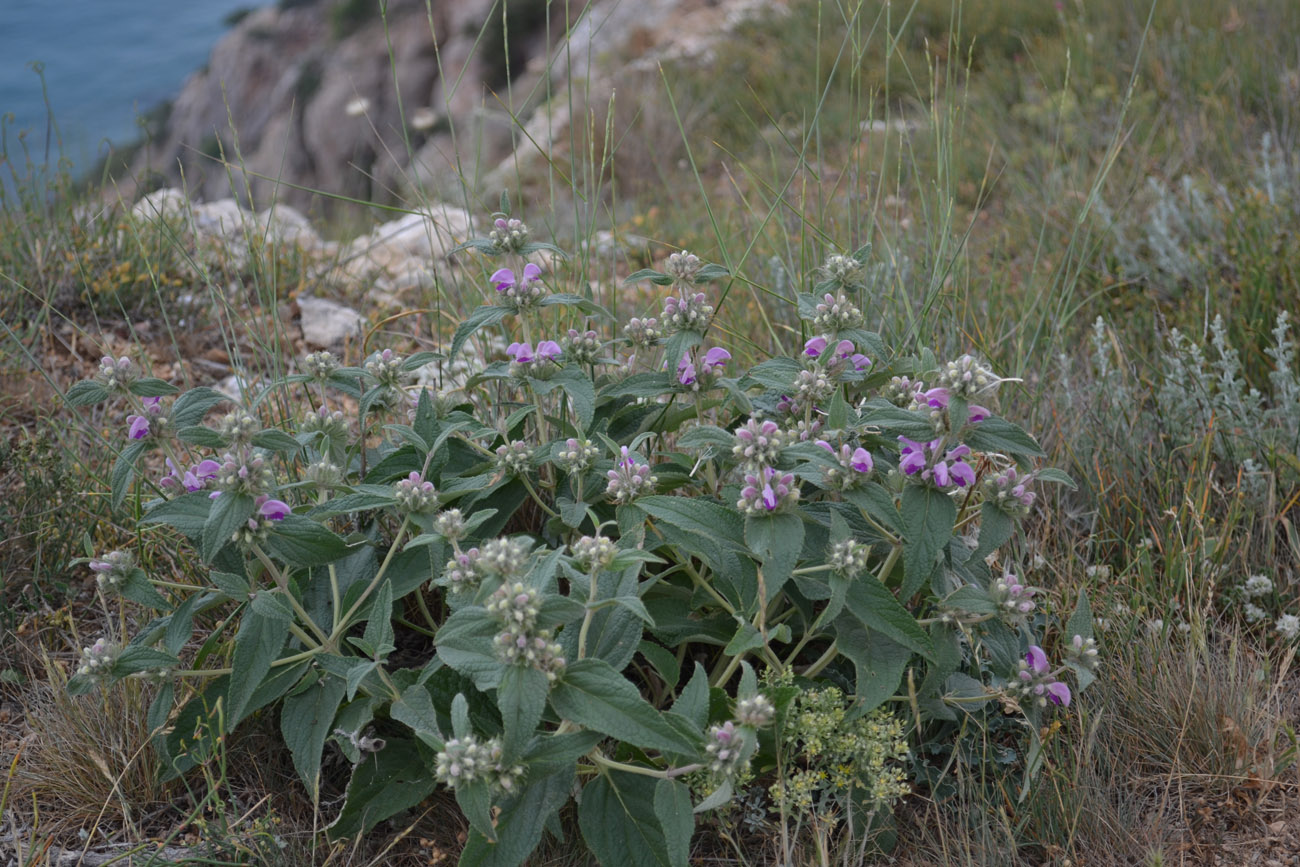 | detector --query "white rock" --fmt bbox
[131,187,191,222]
[299,296,364,347]
[257,204,321,249]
